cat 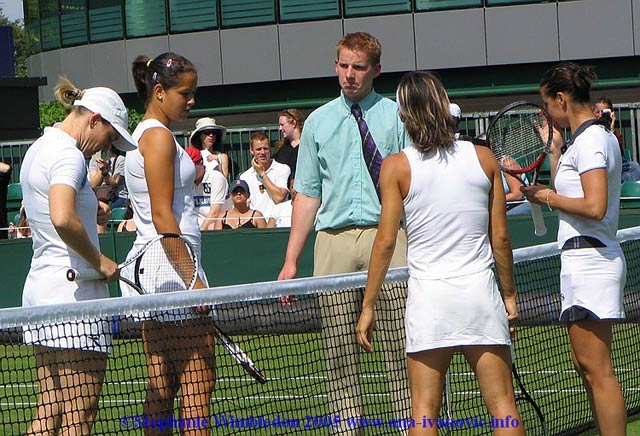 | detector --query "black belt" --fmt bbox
[561,235,606,250]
